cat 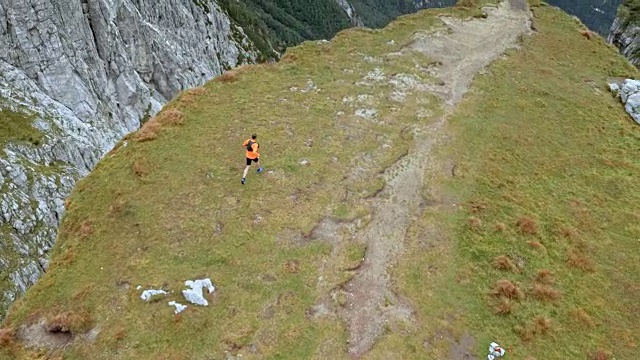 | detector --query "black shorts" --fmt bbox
[246,157,259,166]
